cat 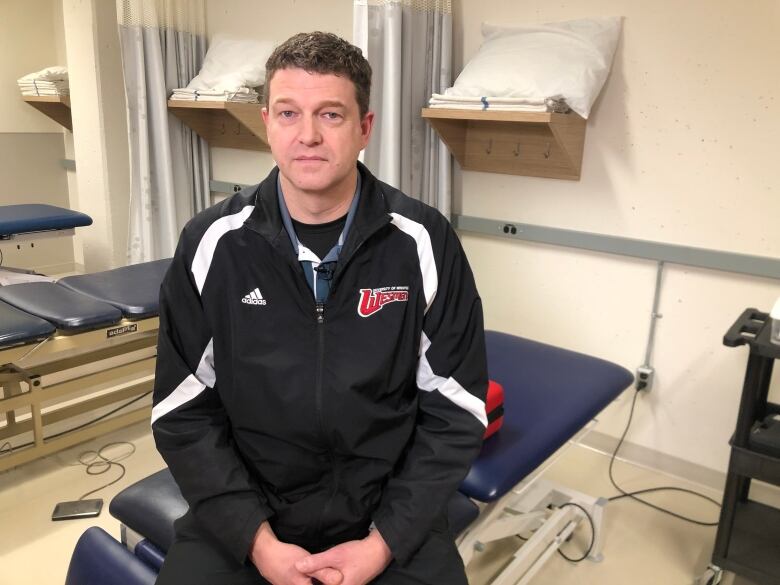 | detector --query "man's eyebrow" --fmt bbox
[316,100,347,109]
[271,97,347,109]
[271,97,298,107]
